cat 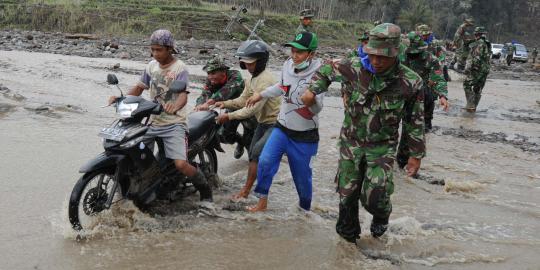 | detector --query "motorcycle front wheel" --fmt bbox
[192,148,220,188]
[68,169,120,231]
